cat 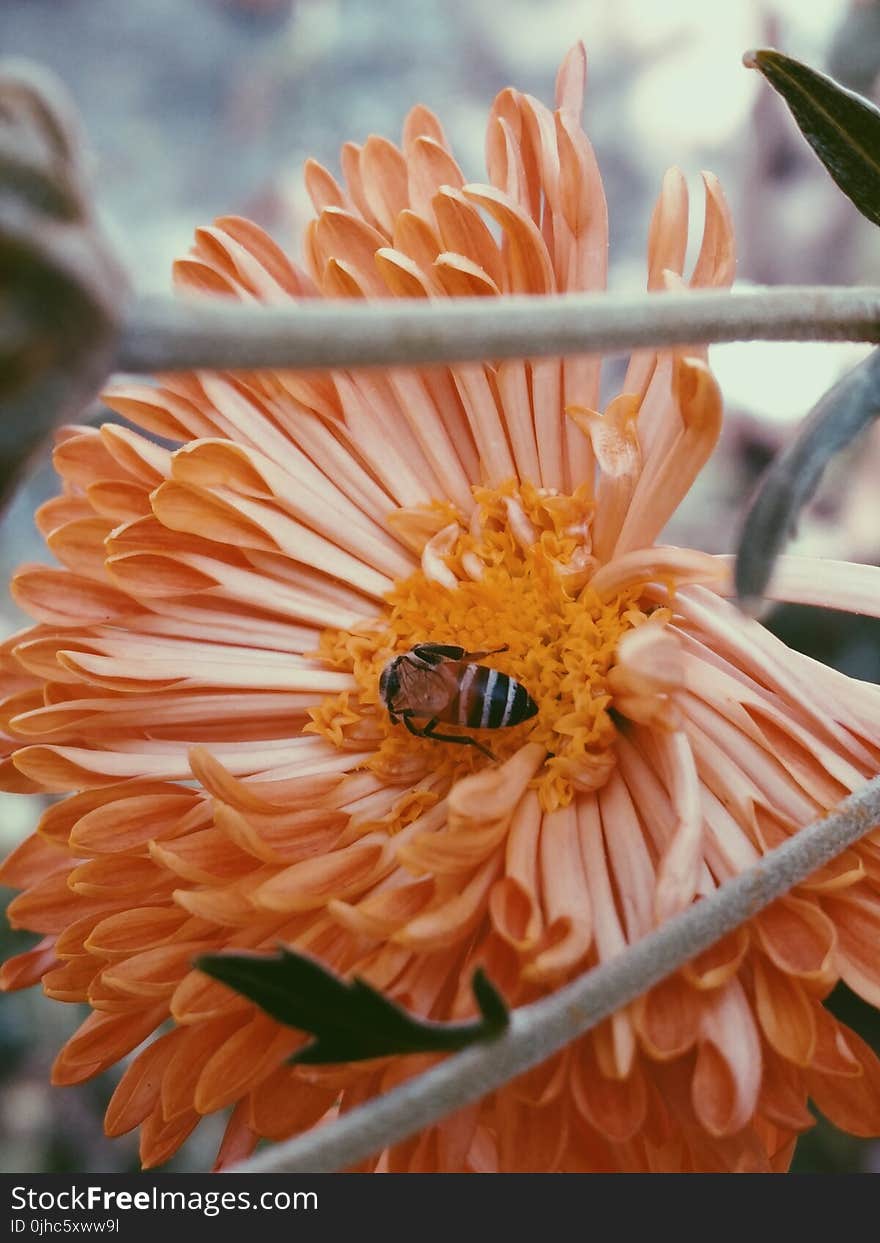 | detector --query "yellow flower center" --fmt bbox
[310,482,662,812]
